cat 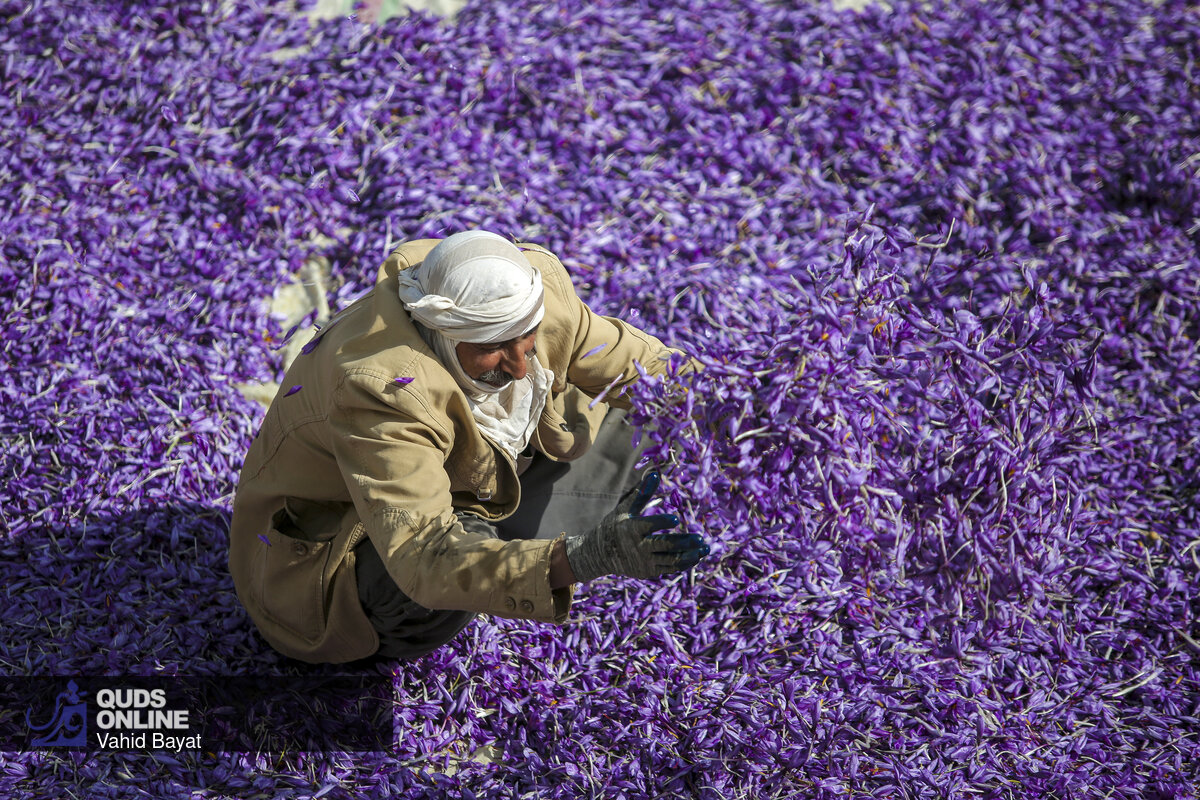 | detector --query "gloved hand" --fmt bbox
[564,470,709,583]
